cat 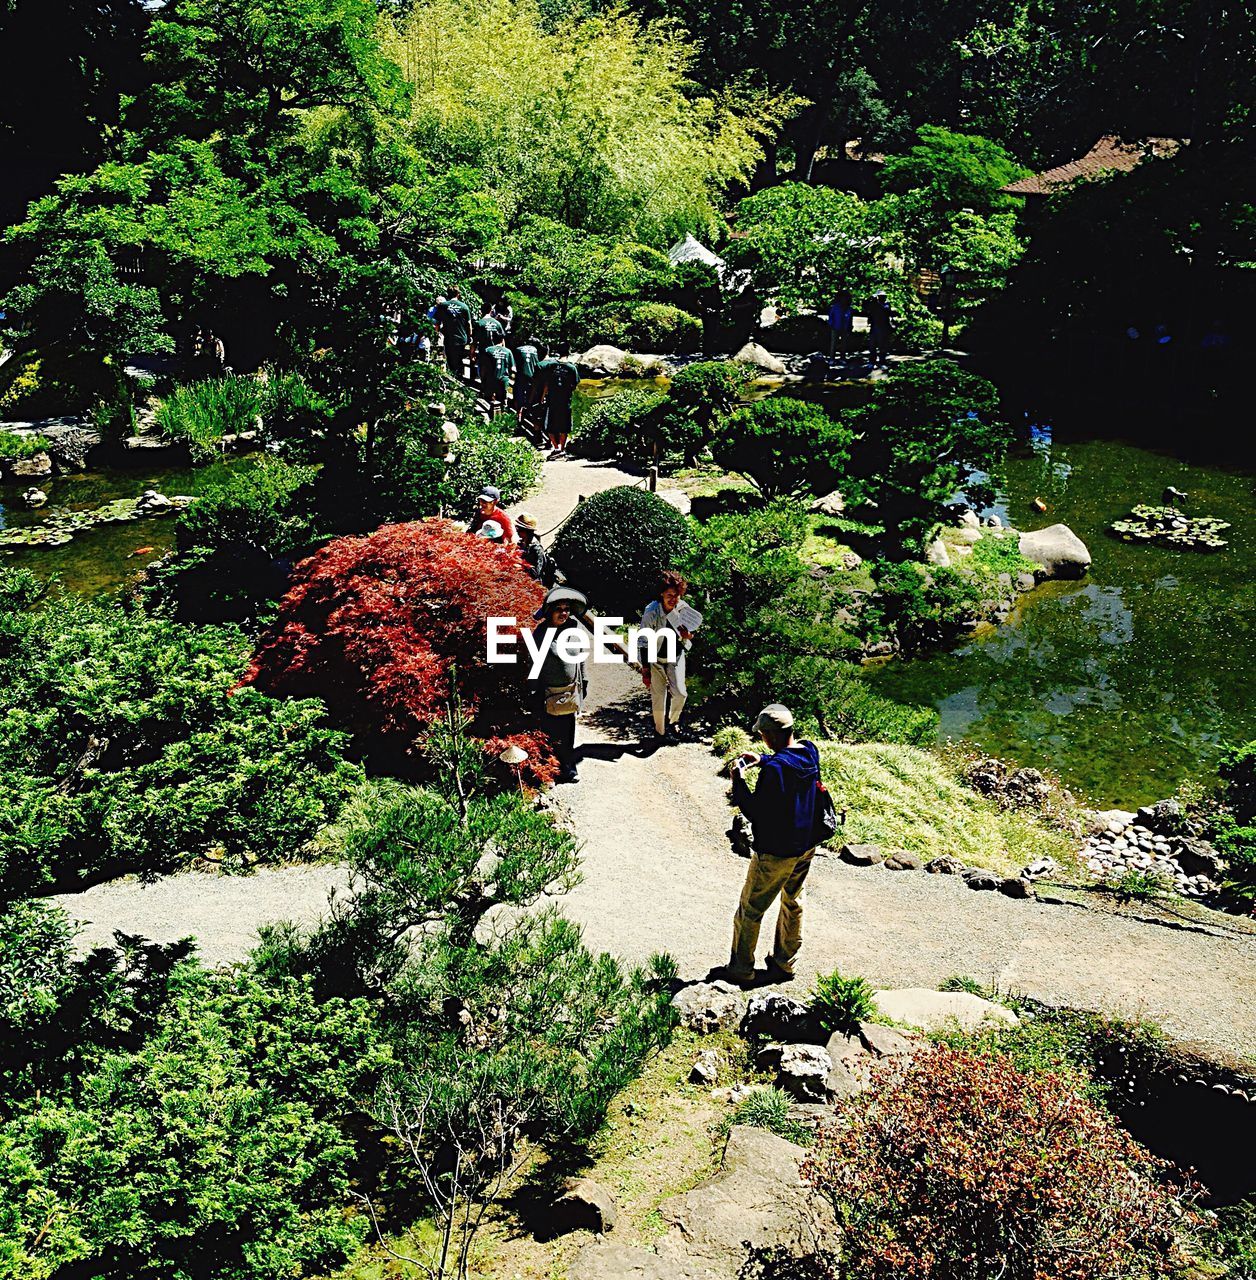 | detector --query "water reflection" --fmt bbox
[870,436,1256,804]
